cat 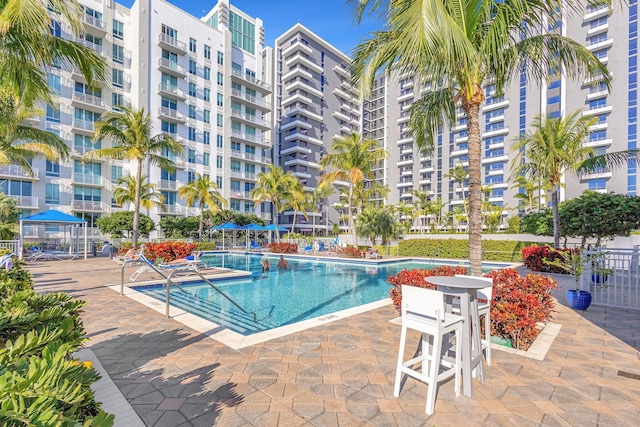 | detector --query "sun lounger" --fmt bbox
[27,249,77,261]
[129,254,207,281]
[1,254,14,270]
